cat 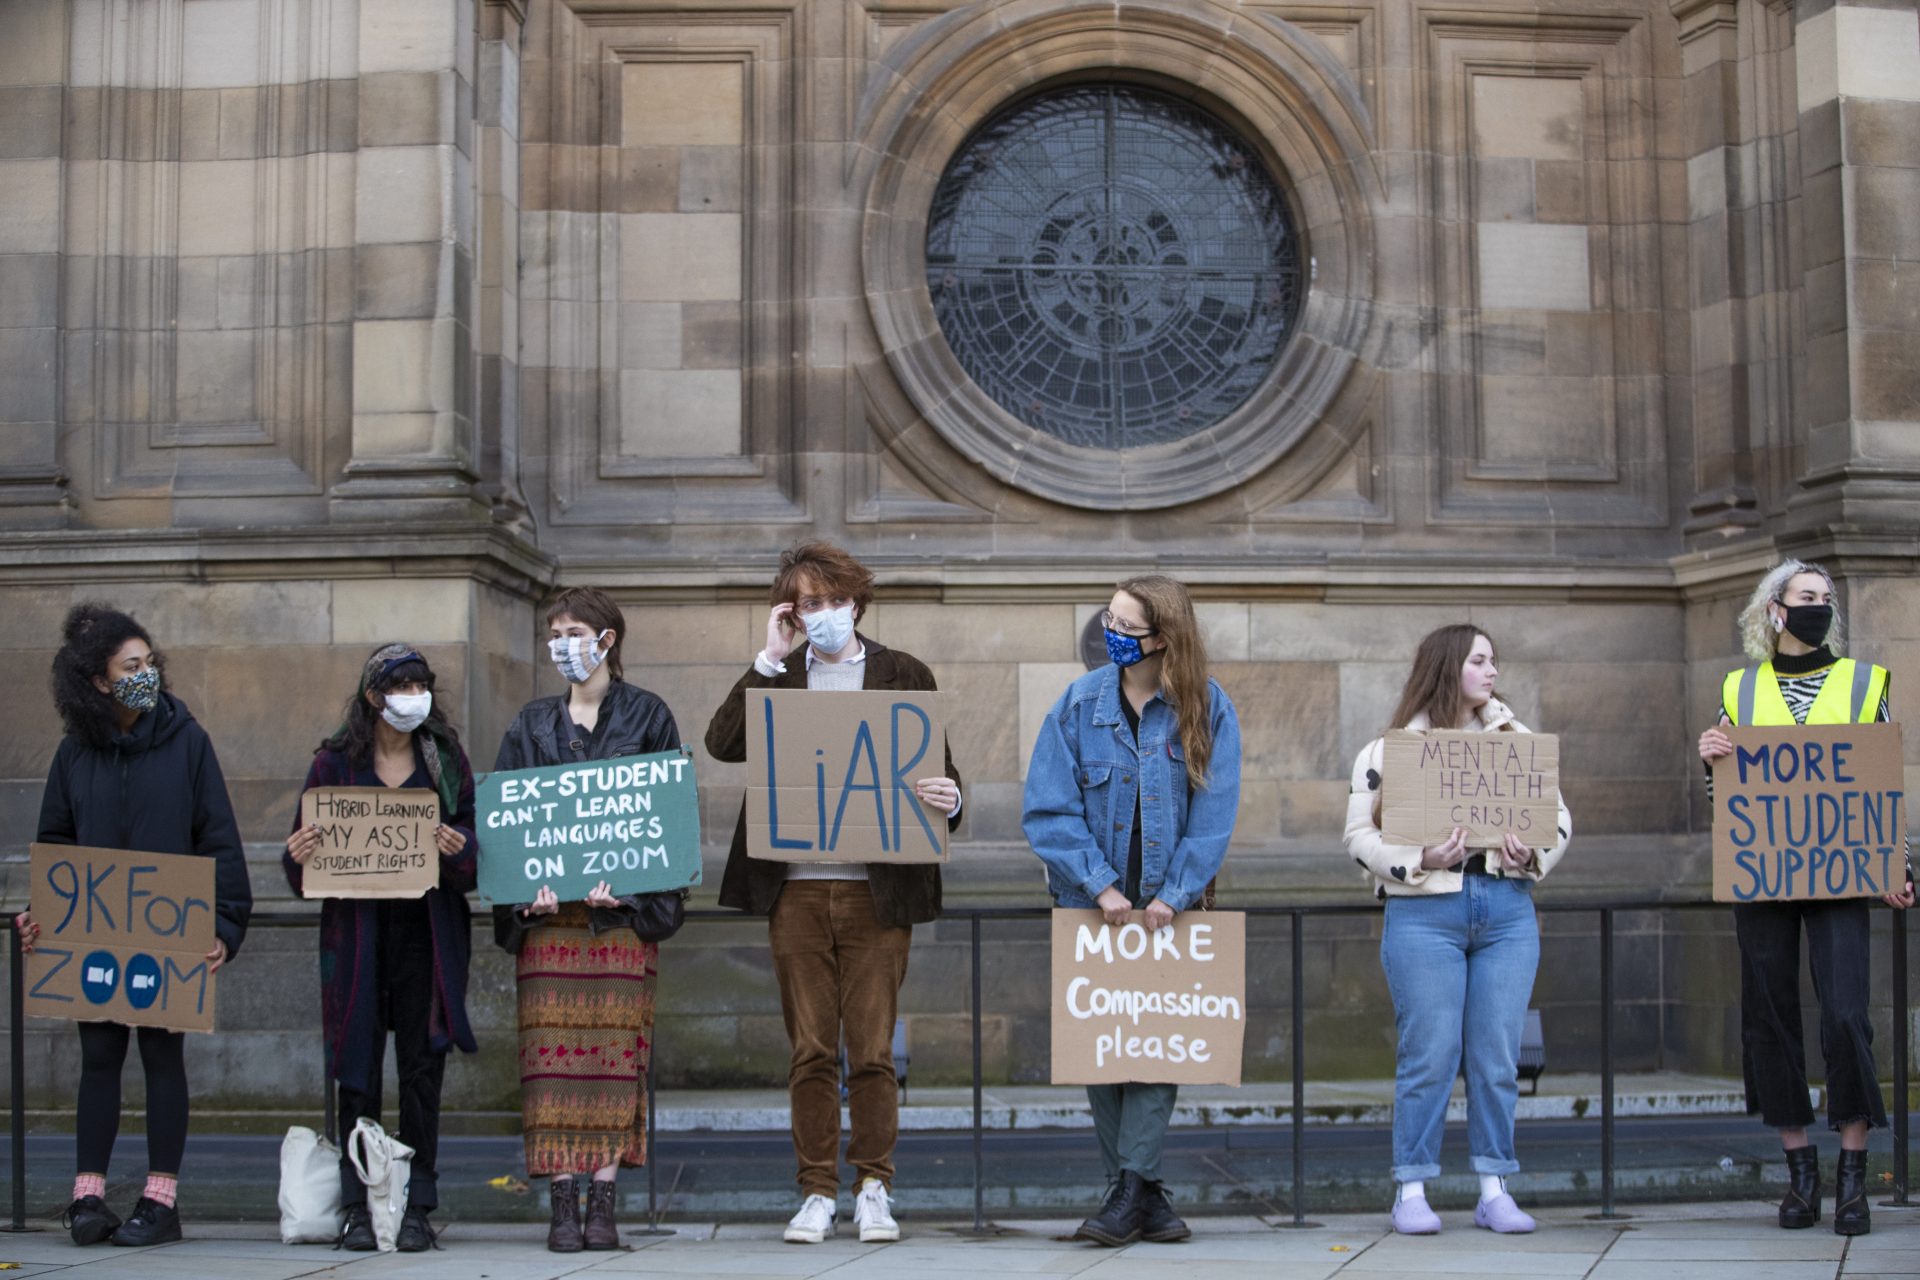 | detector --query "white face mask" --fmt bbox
[802,604,856,655]
[549,632,612,684]
[380,691,432,733]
